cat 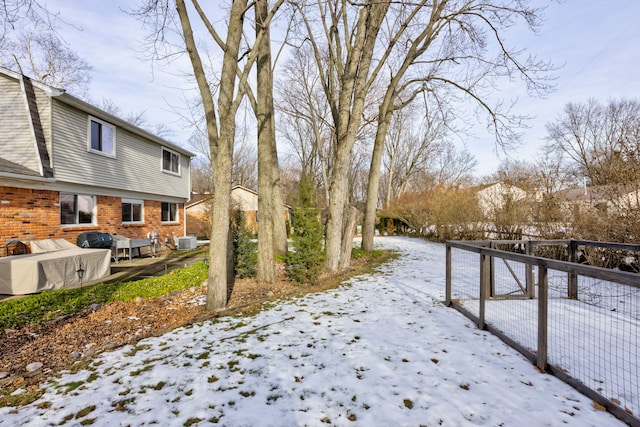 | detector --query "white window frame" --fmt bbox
[122,198,144,224]
[60,193,96,226]
[161,147,181,176]
[161,202,179,223]
[87,116,116,158]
